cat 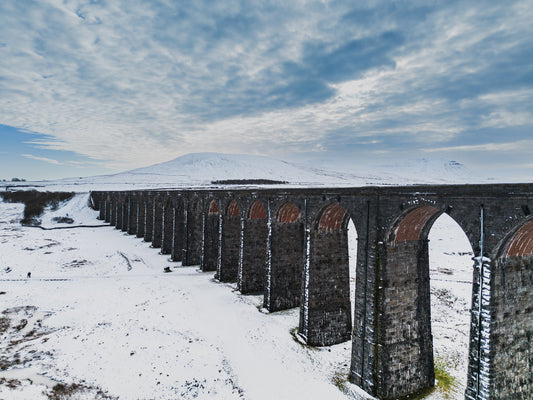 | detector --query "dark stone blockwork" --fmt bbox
[239,200,268,294]
[217,200,241,282]
[91,183,533,400]
[202,199,220,272]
